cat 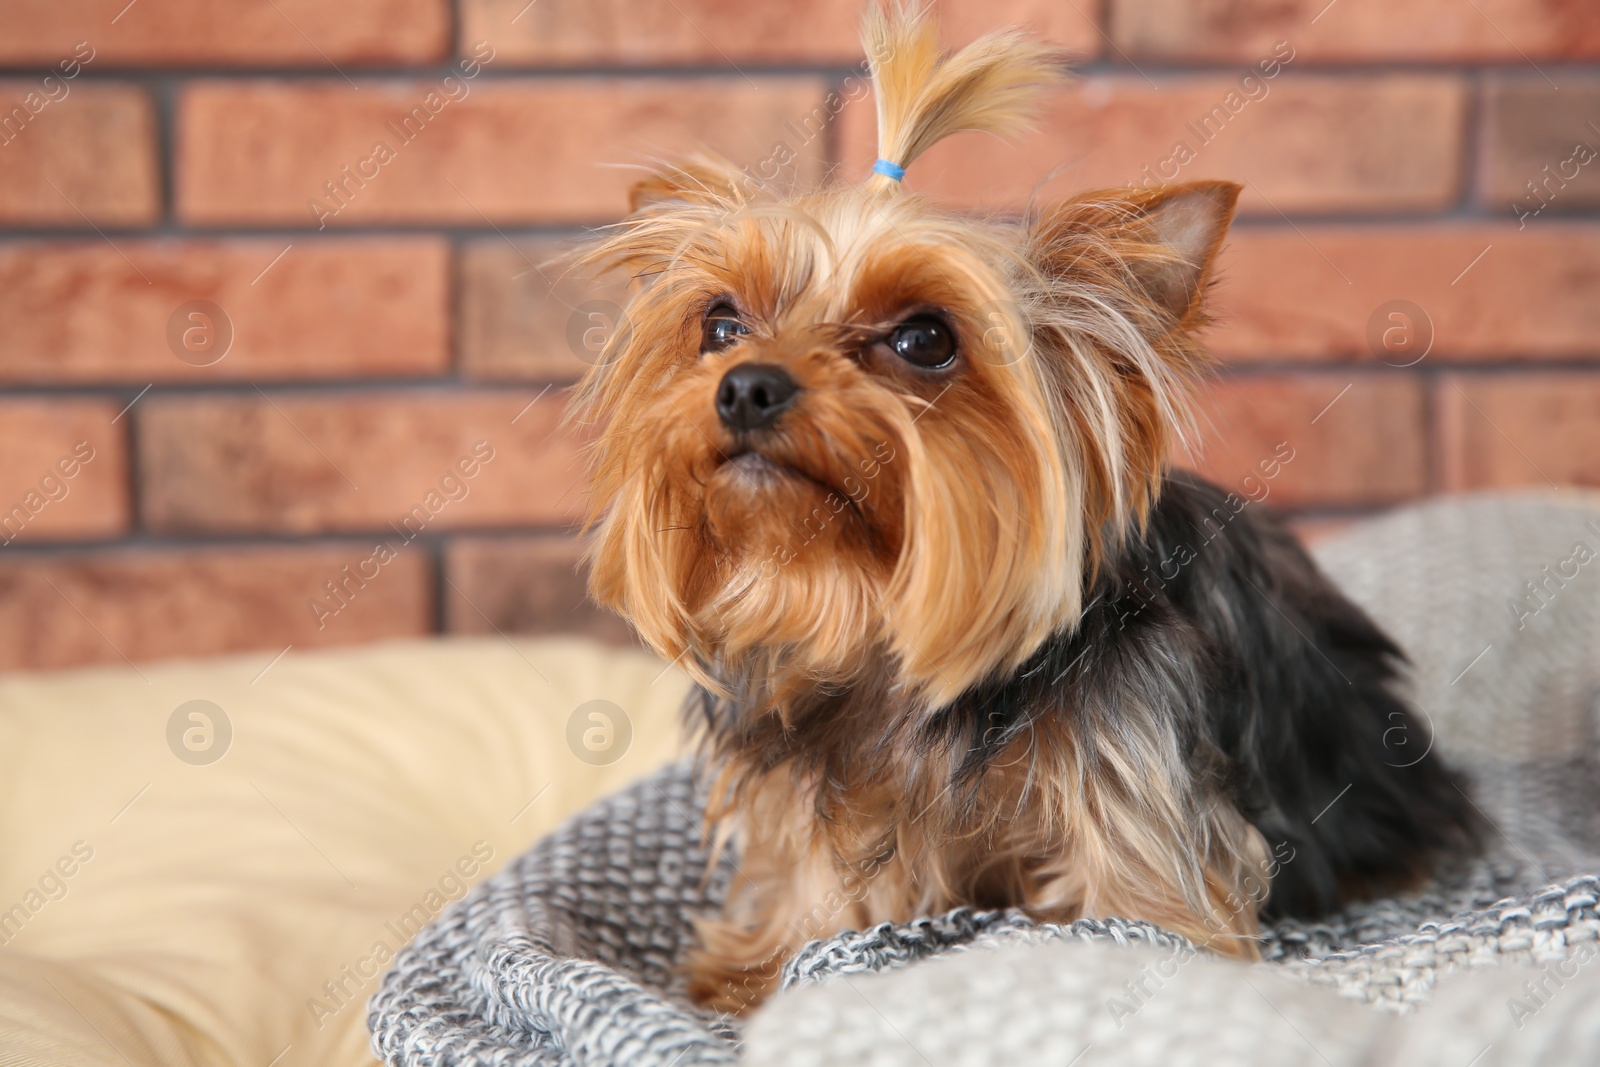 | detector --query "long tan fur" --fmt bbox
[863,3,1063,189]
